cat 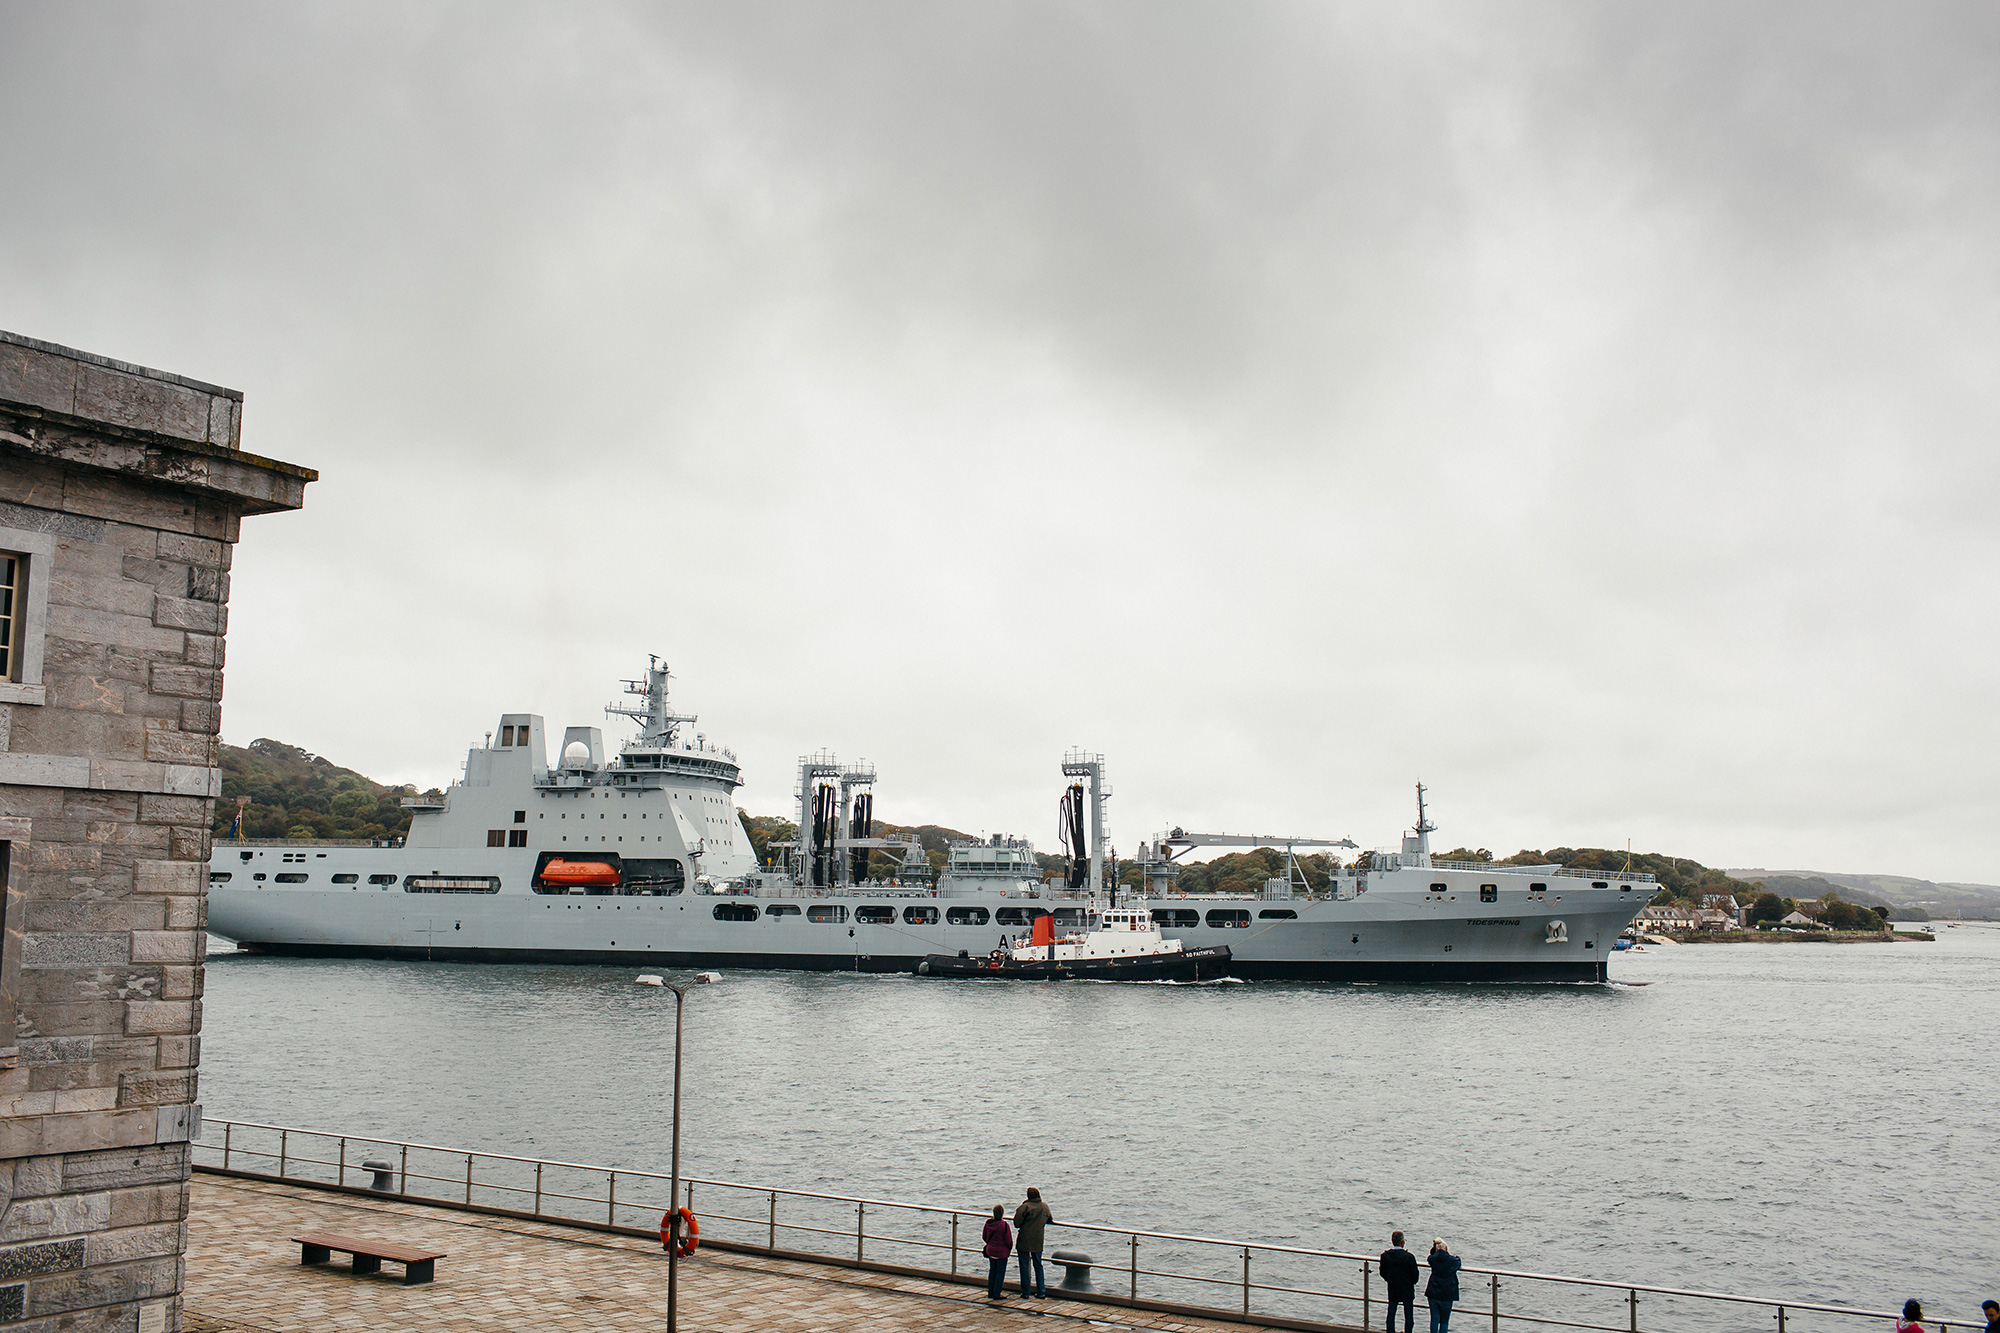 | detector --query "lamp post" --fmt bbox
[662,980,691,1333]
